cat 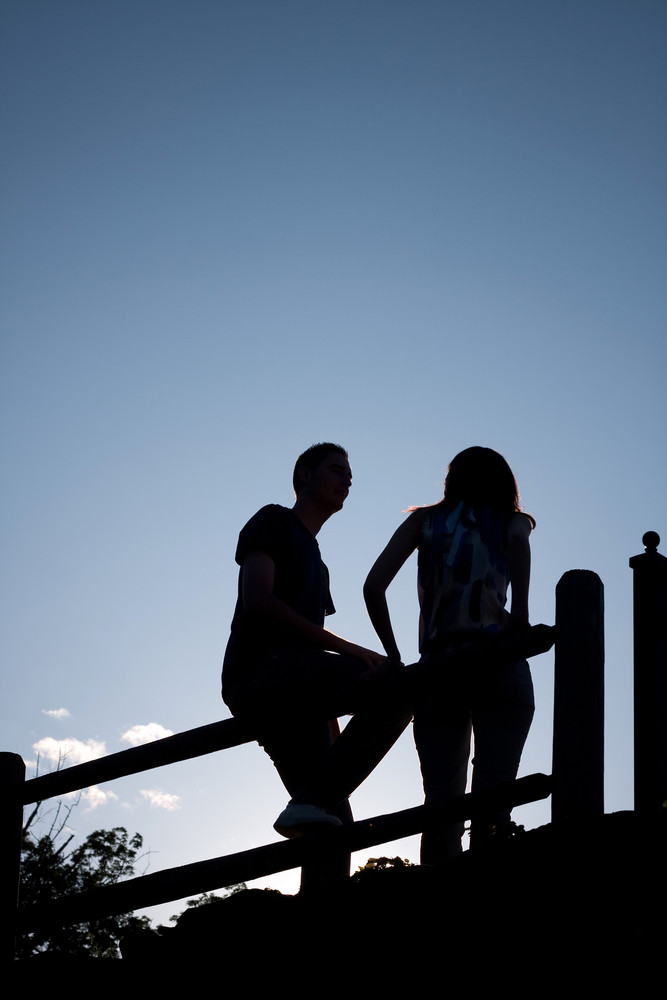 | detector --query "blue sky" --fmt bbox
[2,1,665,921]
